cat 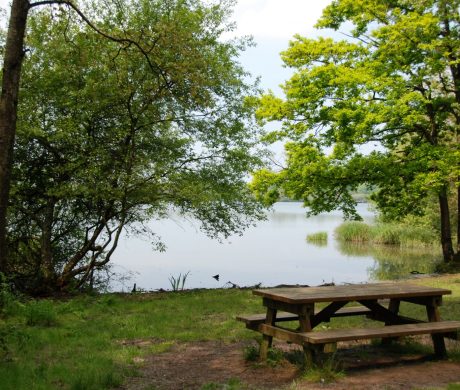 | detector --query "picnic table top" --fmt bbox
[253,282,452,304]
